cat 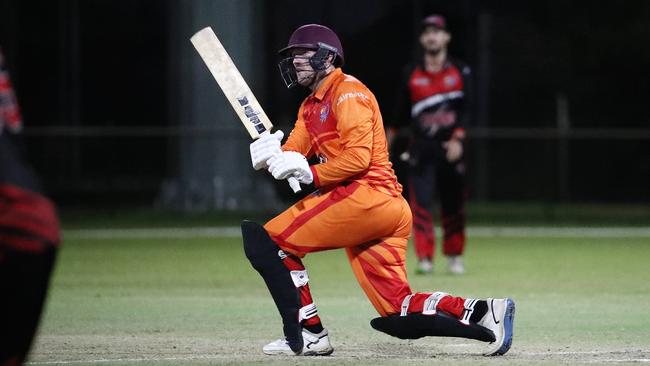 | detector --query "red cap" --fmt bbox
[421,14,447,30]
